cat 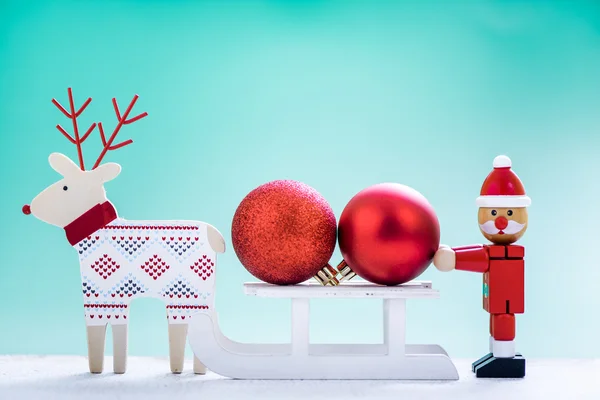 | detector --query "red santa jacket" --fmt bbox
[453,244,524,315]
